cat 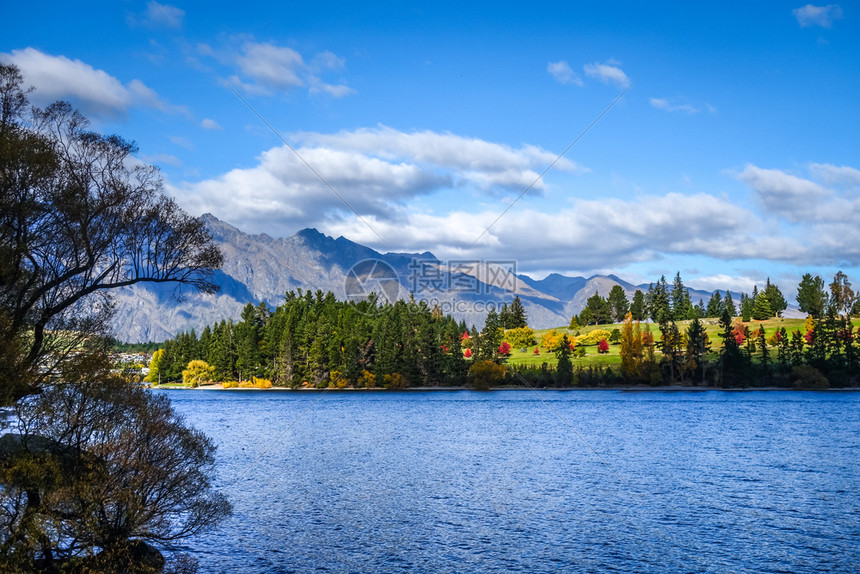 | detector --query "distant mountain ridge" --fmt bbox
[109,214,769,343]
